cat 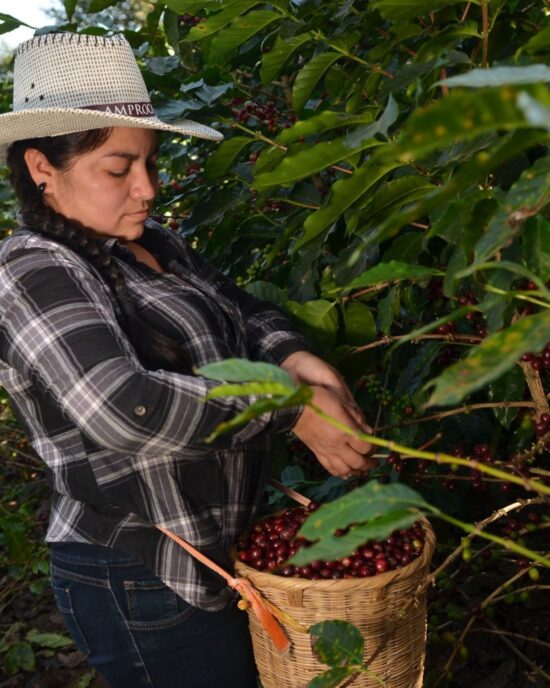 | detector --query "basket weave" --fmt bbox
[235,518,436,688]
